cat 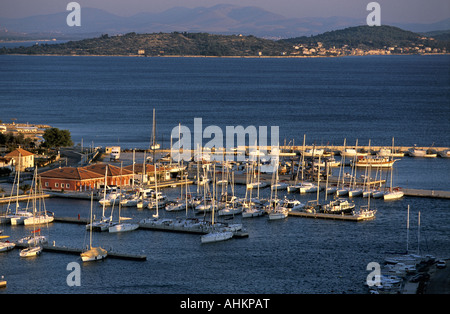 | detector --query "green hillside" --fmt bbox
[1,25,448,57]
